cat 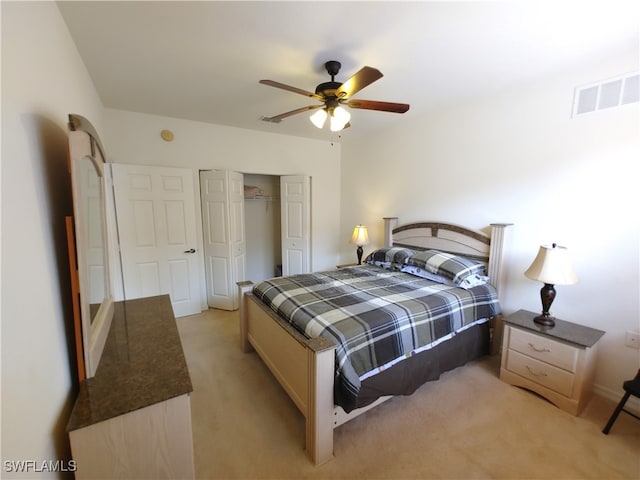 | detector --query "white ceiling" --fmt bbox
[58,1,639,141]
